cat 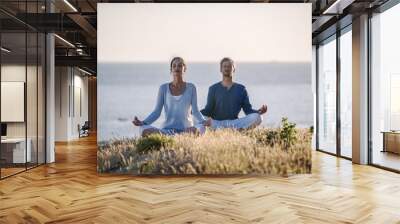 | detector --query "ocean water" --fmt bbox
[98,62,313,142]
